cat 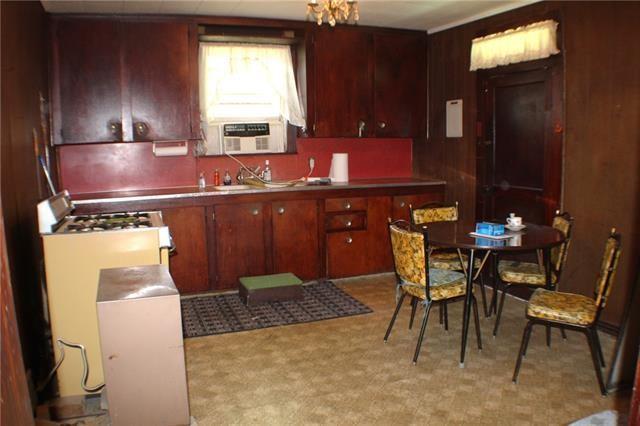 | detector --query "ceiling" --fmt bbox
[40,0,538,33]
